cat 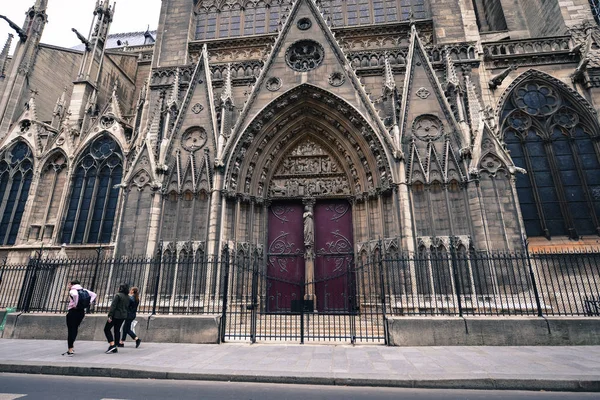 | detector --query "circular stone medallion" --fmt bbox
[285,40,324,72]
[181,127,208,152]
